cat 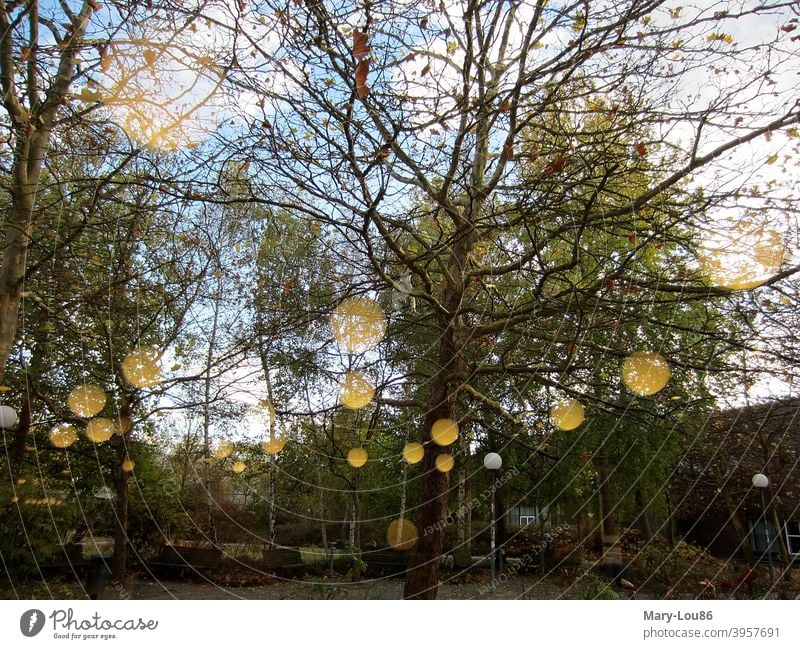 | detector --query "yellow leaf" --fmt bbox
[766,154,778,165]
